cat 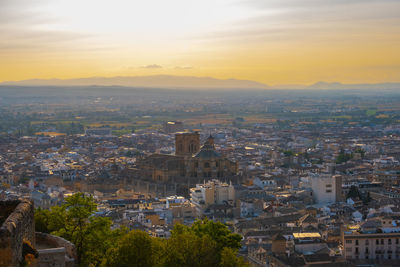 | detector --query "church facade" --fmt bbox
[134,132,238,192]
